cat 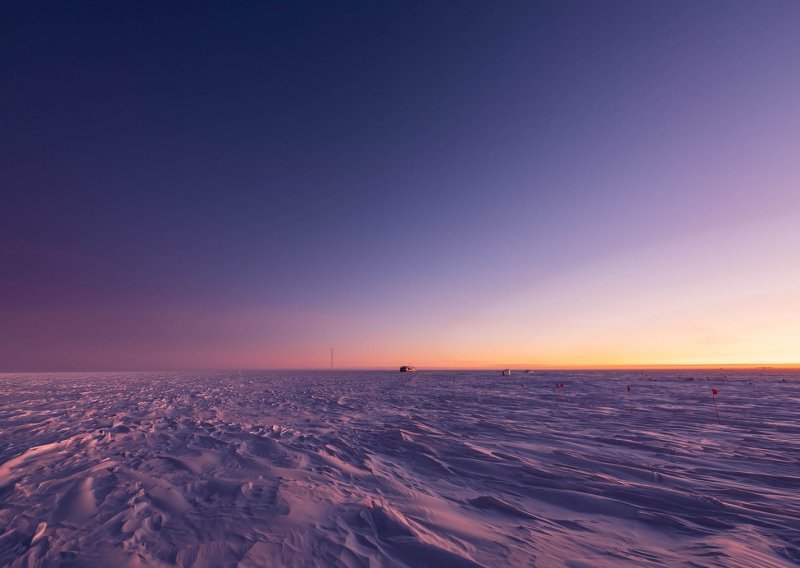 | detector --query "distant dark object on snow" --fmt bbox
[400,366,416,373]
[502,369,511,376]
